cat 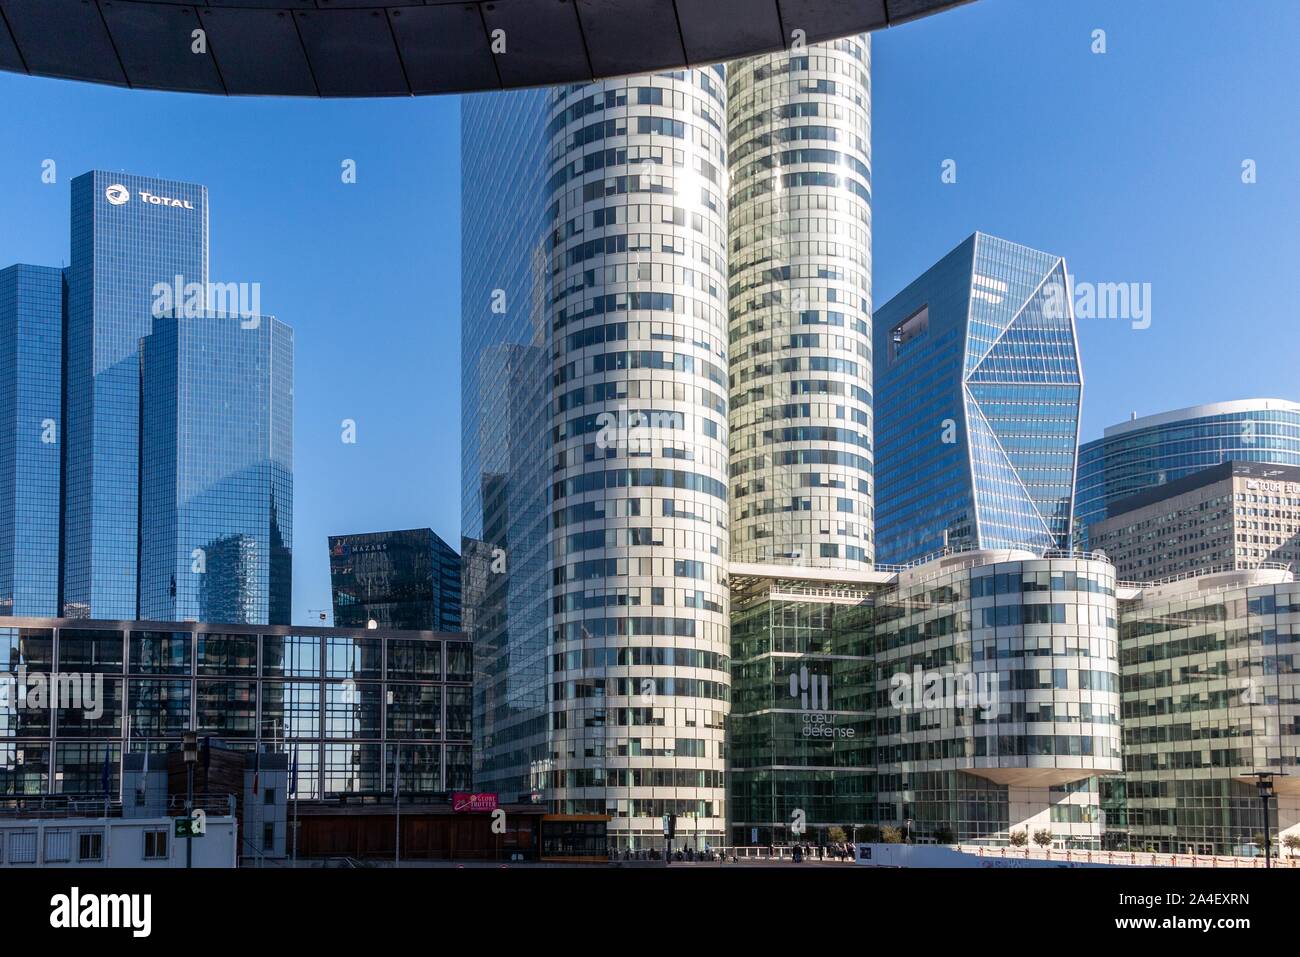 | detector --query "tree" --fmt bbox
[932,824,956,845]
[881,825,904,844]
[860,824,882,843]
[1283,835,1300,858]
[1032,829,1054,849]
[1008,830,1028,847]
[826,825,847,843]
